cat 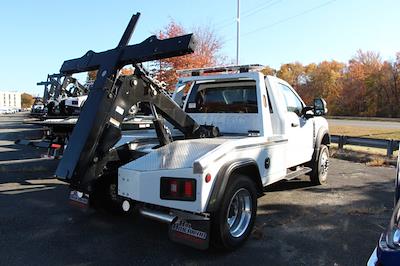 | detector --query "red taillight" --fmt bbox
[184,181,193,197]
[160,177,196,201]
[51,143,61,149]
